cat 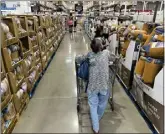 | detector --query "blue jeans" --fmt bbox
[87,89,110,132]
